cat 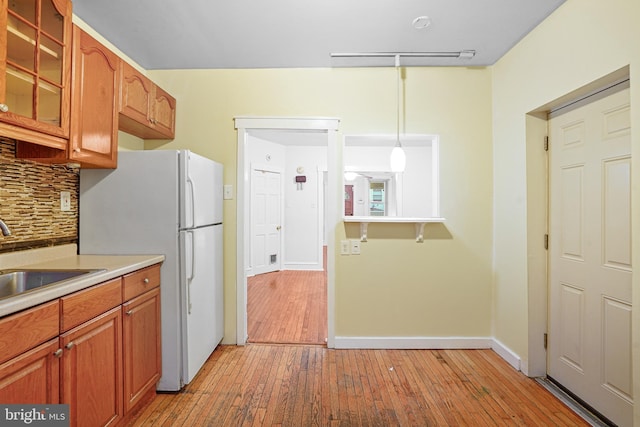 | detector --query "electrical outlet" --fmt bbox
[340,240,350,255]
[350,239,361,255]
[60,191,71,211]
